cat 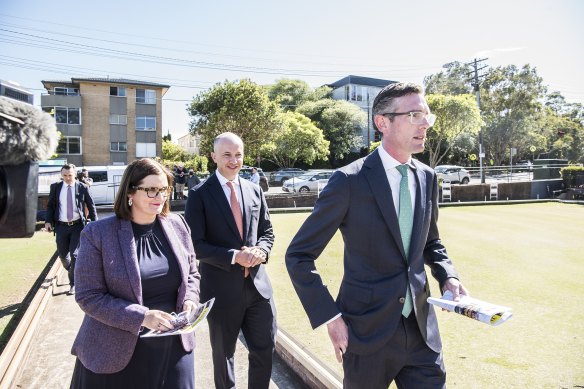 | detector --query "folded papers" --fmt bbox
[427,291,512,326]
[141,298,215,337]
